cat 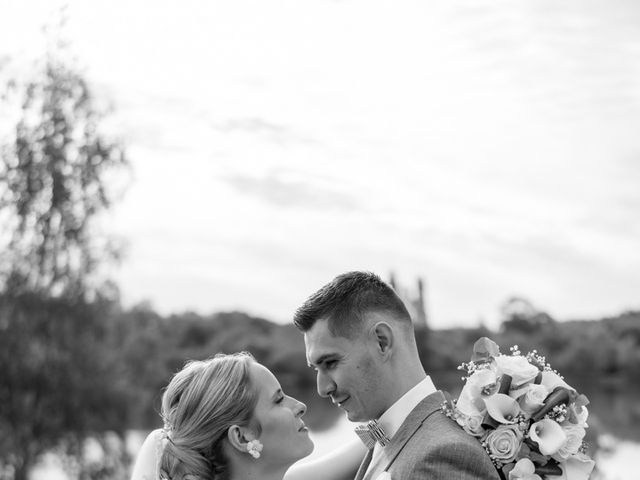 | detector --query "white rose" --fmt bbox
[540,370,573,392]
[518,384,549,416]
[553,425,586,462]
[485,425,523,463]
[495,355,540,388]
[457,413,485,437]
